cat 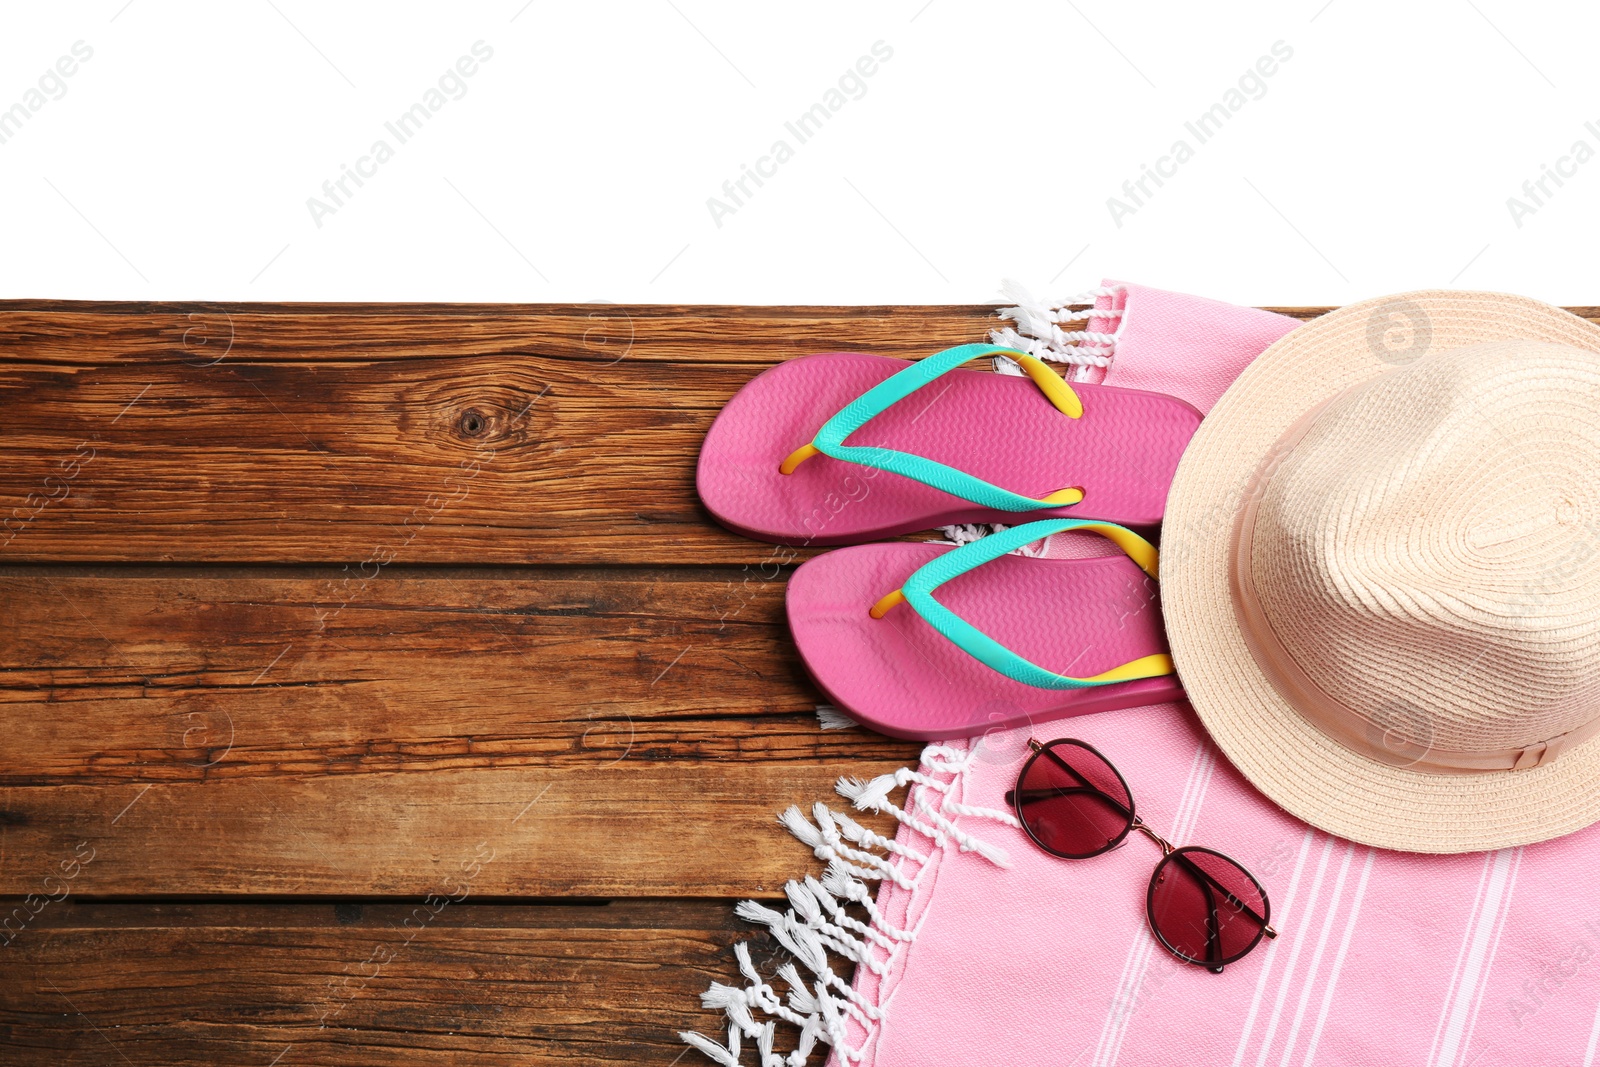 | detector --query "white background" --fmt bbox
[1,0,1596,307]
